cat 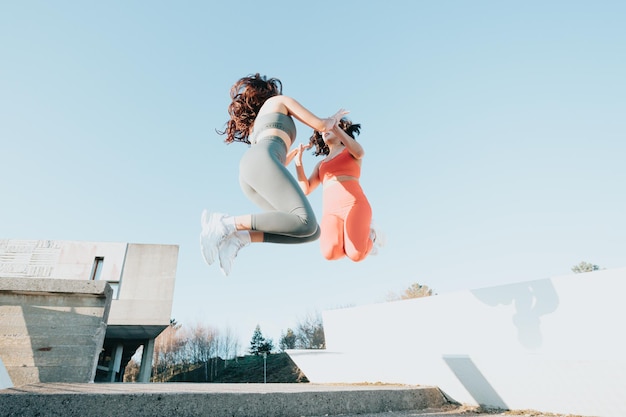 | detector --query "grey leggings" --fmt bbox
[239,136,320,244]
